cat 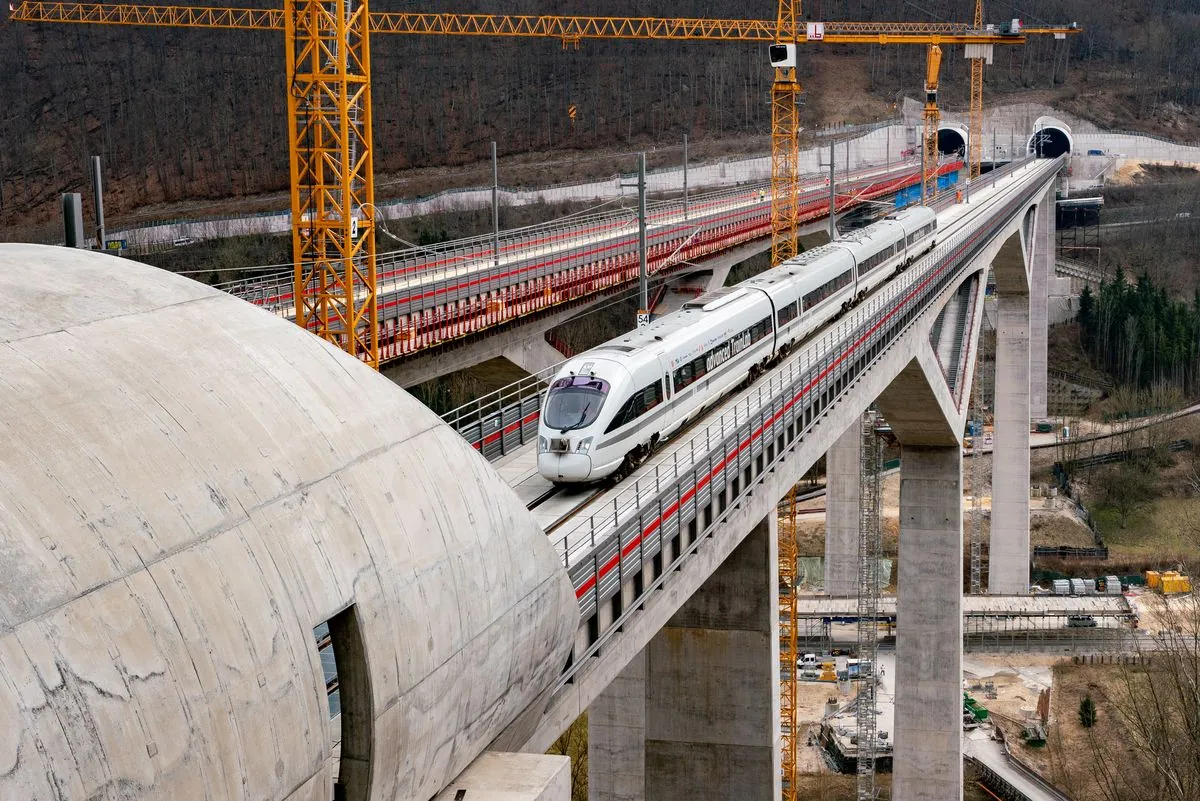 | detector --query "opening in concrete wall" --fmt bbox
[1028,127,1072,158]
[937,127,966,157]
[317,606,373,801]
